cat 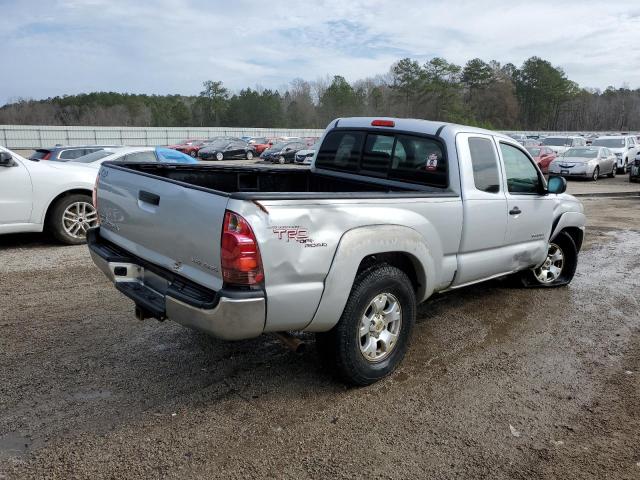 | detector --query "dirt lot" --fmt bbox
[1,197,639,479]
